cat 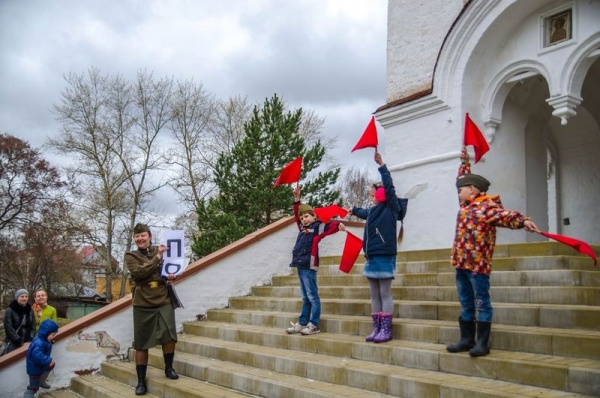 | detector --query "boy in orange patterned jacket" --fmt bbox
[446,147,538,357]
